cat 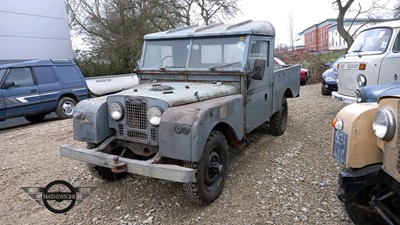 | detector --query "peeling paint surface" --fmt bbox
[117,82,239,106]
